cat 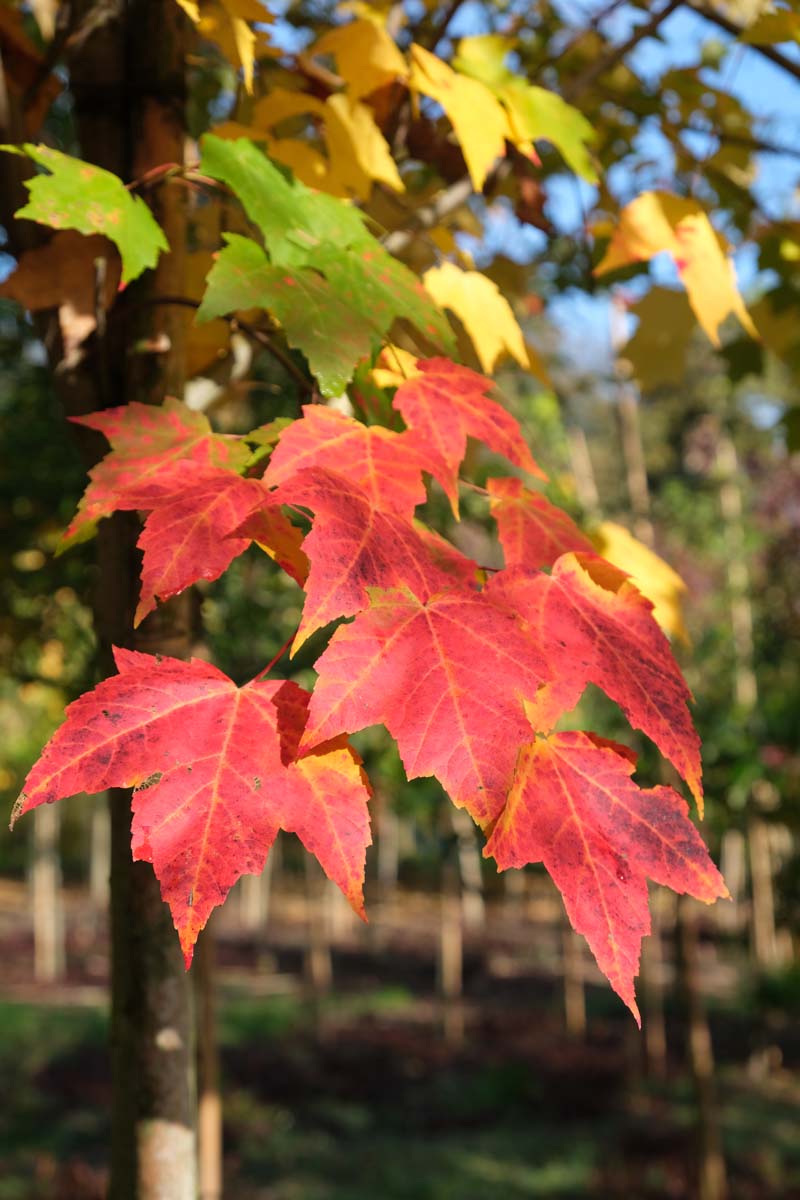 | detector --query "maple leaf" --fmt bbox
[392,358,546,511]
[198,136,450,371]
[595,191,757,345]
[487,477,594,567]
[233,505,309,586]
[453,35,596,181]
[485,732,728,1019]
[310,18,408,99]
[215,88,403,200]
[301,578,547,824]
[134,471,270,625]
[205,236,447,395]
[495,556,703,809]
[12,650,371,964]
[0,144,168,282]
[409,43,509,190]
[175,0,273,93]
[621,286,697,389]
[268,467,477,650]
[422,263,530,374]
[263,404,429,520]
[0,232,121,365]
[197,234,377,396]
[591,521,689,645]
[61,397,249,548]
